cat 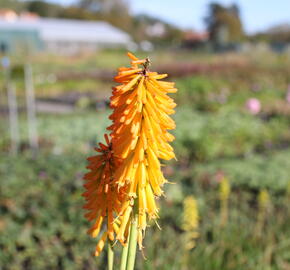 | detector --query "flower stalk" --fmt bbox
[108,240,114,270]
[120,241,129,270]
[126,214,138,270]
